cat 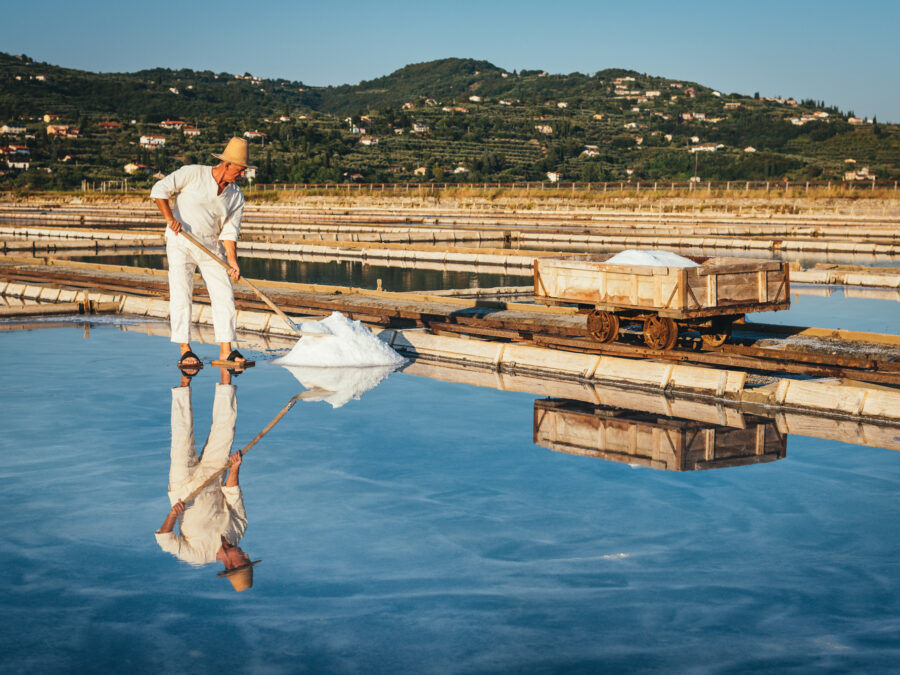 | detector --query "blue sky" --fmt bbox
[4,0,899,121]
